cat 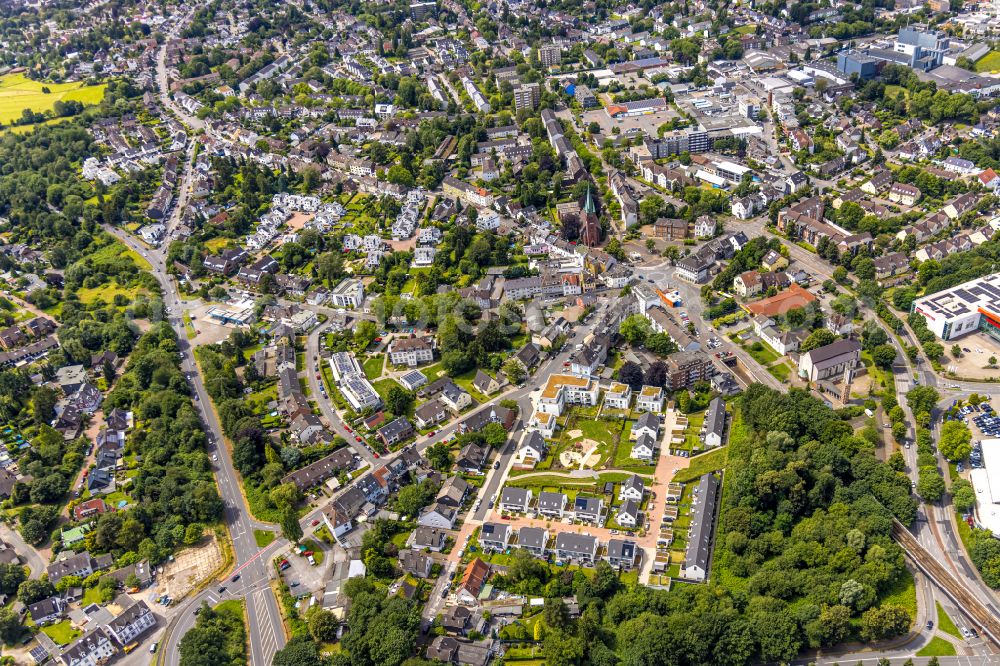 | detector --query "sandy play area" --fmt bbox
[560,436,601,469]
